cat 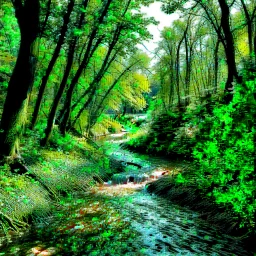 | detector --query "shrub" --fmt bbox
[179,78,256,230]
